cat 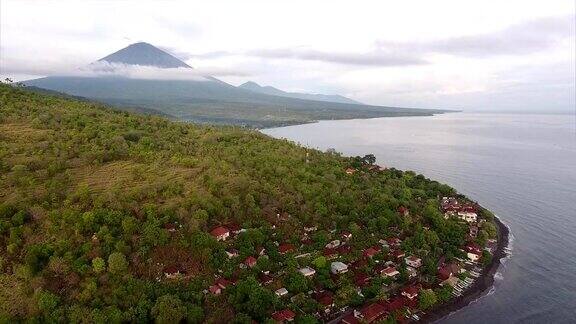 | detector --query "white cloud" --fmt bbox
[1,0,574,112]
